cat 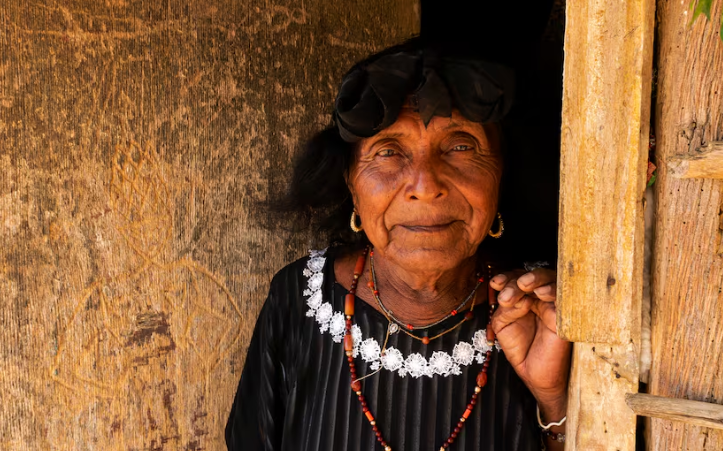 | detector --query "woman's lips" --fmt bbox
[398,220,459,233]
